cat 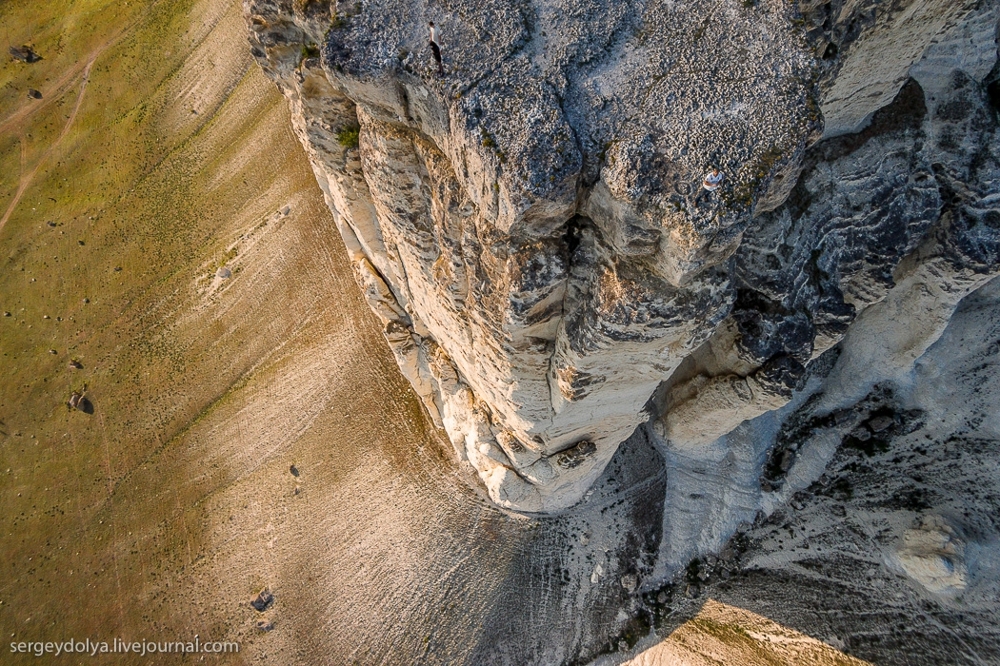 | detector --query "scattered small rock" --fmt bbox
[850,426,872,441]
[280,205,291,216]
[68,360,82,369]
[78,240,85,246]
[27,88,42,100]
[113,267,122,272]
[47,221,57,227]
[82,298,89,304]
[216,266,232,279]
[289,464,300,477]
[656,590,669,604]
[684,583,700,599]
[68,388,92,413]
[250,588,274,612]
[9,45,41,63]
[48,349,57,355]
[869,415,894,432]
[3,312,10,317]
[620,574,638,593]
[831,409,853,426]
[255,620,275,632]
[898,514,967,593]
[43,315,50,319]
